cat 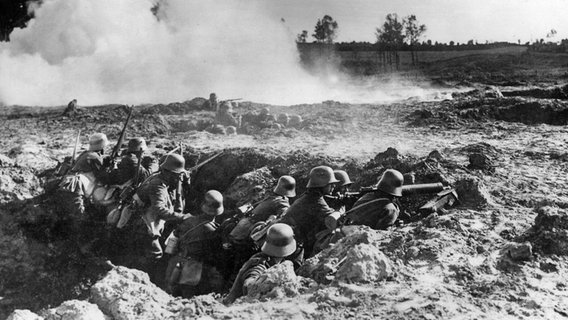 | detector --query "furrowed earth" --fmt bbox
[2,55,568,319]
